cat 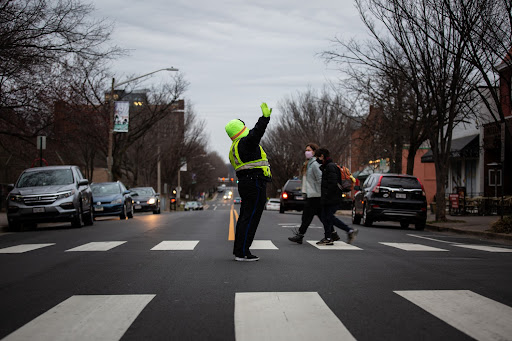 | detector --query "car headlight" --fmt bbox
[111,198,123,204]
[58,190,75,199]
[9,194,23,203]
[148,198,156,205]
